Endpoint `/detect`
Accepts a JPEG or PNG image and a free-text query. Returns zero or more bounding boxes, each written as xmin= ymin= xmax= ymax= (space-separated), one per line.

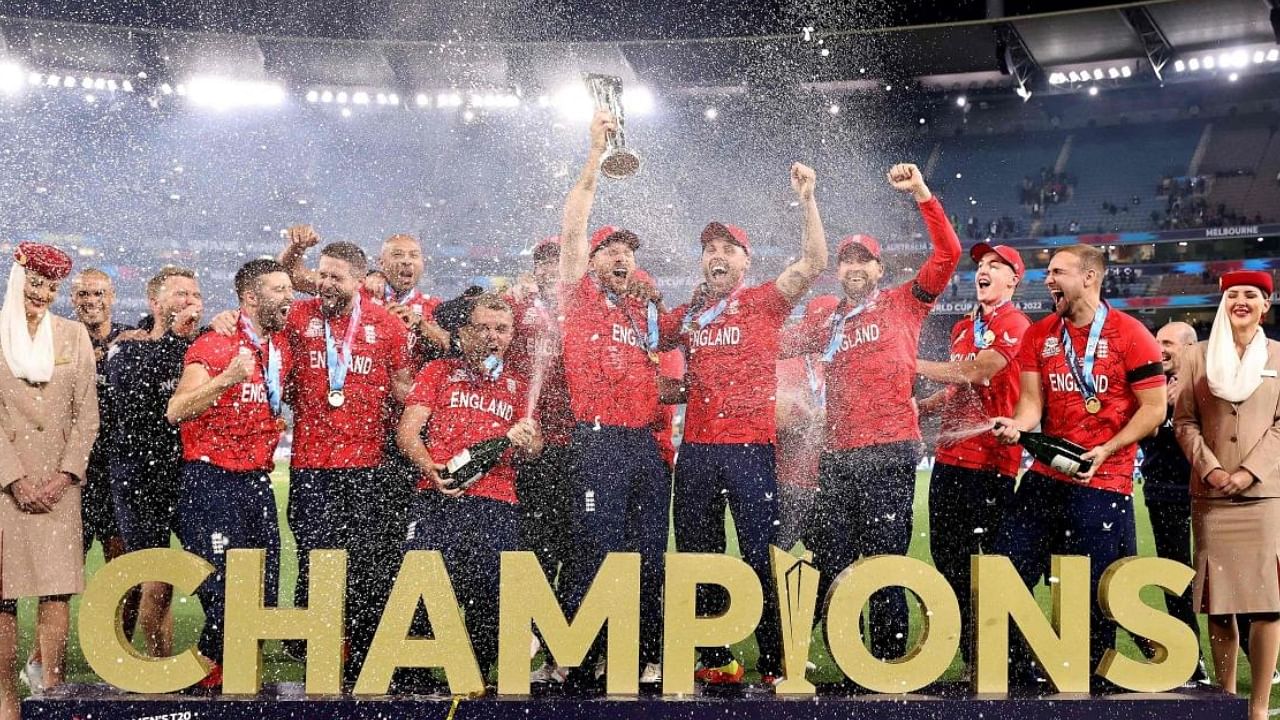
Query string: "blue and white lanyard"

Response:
xmin=239 ymin=314 xmax=283 ymax=415
xmin=1060 ymin=302 xmax=1109 ymax=404
xmin=821 ymin=291 xmax=879 ymax=363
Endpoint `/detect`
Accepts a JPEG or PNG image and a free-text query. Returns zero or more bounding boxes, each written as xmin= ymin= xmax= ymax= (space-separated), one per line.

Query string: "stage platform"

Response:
xmin=23 ymin=681 xmax=1246 ymax=719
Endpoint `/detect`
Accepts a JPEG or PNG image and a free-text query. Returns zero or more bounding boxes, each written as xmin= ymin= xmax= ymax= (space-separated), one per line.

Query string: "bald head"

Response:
xmin=379 ymin=234 xmax=425 ymax=297
xmin=1156 ymin=321 xmax=1197 ymax=375
xmin=71 ymin=267 xmax=115 ymax=329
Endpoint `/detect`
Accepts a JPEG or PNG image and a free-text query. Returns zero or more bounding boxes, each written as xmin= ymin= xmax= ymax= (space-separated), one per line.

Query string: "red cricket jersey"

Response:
xmin=654 ymin=349 xmax=685 ymax=467
xmin=775 ymin=356 xmax=824 ymax=489
xmin=405 ymin=358 xmax=530 ymax=504
xmin=935 ymin=302 xmax=1031 ymax=478
xmin=283 ymin=297 xmax=410 ymax=469
xmin=179 ymin=328 xmax=290 ymax=473
xmin=784 ymin=197 xmax=961 ymax=451
xmin=362 ymin=286 xmax=443 ymax=372
xmin=560 ymin=274 xmax=679 ymax=429
xmin=674 ymin=282 xmax=795 ymax=445
xmin=506 ymin=292 xmax=574 ymax=446
xmin=1016 ymin=305 xmax=1165 ymax=494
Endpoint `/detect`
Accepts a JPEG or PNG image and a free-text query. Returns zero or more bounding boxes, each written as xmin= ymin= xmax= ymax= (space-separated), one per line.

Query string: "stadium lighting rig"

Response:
xmin=1173 ymin=47 xmax=1279 ymax=74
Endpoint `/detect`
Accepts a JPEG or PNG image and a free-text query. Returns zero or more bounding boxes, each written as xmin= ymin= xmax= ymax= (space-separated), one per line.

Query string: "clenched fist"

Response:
xmin=790 ymin=162 xmax=817 ymax=201
xmin=887 ymin=163 xmax=932 ymax=203
xmin=285 ymin=224 xmax=320 ymax=251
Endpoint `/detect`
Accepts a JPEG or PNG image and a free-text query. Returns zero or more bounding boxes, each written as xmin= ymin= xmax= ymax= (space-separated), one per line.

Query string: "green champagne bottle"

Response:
xmin=440 ymin=437 xmax=512 ymax=490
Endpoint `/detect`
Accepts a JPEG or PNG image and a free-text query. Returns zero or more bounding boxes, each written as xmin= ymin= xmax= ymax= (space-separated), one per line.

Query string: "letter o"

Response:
xmin=823 ymin=555 xmax=961 ymax=693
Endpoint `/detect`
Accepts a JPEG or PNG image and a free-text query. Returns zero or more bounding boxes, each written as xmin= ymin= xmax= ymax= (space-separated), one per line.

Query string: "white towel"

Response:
xmin=1205 ymin=293 xmax=1268 ymax=403
xmin=0 ymin=263 xmax=55 ymax=383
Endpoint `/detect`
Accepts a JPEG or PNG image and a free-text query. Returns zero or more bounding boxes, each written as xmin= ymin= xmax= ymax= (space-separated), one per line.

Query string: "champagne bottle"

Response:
xmin=439 ymin=437 xmax=511 ymax=490
xmin=1015 ymin=430 xmax=1093 ymax=477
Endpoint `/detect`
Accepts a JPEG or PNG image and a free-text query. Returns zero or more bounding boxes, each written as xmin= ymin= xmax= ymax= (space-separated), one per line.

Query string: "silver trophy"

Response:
xmin=584 ymin=73 xmax=642 ymax=179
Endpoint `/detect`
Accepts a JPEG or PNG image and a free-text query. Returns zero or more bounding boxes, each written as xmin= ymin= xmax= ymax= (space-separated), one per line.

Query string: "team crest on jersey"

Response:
xmin=1042 ymin=336 xmax=1061 ymax=357
xmin=1096 ymin=339 xmax=1109 ymax=358
xmin=447 ymin=369 xmax=471 ymax=384
xmin=507 ymin=378 xmax=517 ymax=393
xmin=726 ymin=298 xmax=741 ymax=315
xmin=306 ymin=318 xmax=323 ymax=338
xmin=954 ymin=328 xmax=969 ymax=346
xmin=365 ymin=325 xmax=376 ymax=344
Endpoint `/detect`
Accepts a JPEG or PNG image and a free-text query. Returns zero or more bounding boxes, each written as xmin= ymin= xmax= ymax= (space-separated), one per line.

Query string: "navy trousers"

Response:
xmin=928 ymin=462 xmax=1016 ymax=666
xmin=673 ymin=442 xmax=782 ymax=675
xmin=808 ymin=441 xmax=920 ymax=660
xmin=176 ymin=461 xmax=280 ymax=664
xmin=561 ymin=423 xmax=671 ymax=667
xmin=994 ymin=470 xmax=1137 ymax=682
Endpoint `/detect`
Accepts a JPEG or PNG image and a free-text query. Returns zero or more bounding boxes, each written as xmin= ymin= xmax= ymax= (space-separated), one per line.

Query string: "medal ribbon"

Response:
xmin=681 ymin=282 xmax=744 ymax=333
xmin=385 ymin=285 xmax=424 ymax=307
xmin=821 ymin=290 xmax=879 ymax=363
xmin=482 ymin=354 xmax=504 ymax=381
xmin=323 ymin=293 xmax=363 ymax=398
xmin=239 ymin=314 xmax=283 ymax=415
xmin=972 ymin=300 xmax=1008 ymax=349
xmin=1059 ymin=301 xmax=1109 ymax=407
xmin=803 ymin=355 xmax=826 ymax=409
xmin=601 ymin=279 xmax=659 ymax=354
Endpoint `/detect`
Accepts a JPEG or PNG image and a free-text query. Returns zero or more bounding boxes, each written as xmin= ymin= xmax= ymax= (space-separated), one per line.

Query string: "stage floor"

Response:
xmin=23 ymin=681 xmax=1247 ymax=719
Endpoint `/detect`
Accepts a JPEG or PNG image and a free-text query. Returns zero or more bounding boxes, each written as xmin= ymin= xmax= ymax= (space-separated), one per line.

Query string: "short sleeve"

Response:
xmin=406 ymin=361 xmax=446 ymax=409
xmin=753 ymin=282 xmax=795 ymax=318
xmin=383 ymin=315 xmax=412 ymax=374
xmin=987 ymin=310 xmax=1032 ymax=364
xmin=560 ymin=275 xmax=596 ymax=315
xmin=1122 ymin=318 xmax=1167 ymax=390
xmin=183 ymin=332 xmax=230 ymax=373
xmin=1016 ymin=322 xmax=1045 ymax=373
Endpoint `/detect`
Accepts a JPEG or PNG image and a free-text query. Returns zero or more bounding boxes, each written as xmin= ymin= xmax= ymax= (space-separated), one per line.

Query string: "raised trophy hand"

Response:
xmin=589 ymin=110 xmax=617 ymax=152
xmin=790 ymin=162 xmax=816 ymax=200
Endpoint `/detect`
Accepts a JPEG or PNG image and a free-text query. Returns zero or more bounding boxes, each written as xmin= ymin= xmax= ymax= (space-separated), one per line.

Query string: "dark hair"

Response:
xmin=146 ymin=266 xmax=197 ymax=300
xmin=234 ymin=258 xmax=288 ymax=300
xmin=319 ymin=242 xmax=368 ymax=275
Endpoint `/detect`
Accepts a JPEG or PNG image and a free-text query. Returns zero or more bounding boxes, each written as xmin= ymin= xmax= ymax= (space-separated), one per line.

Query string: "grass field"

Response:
xmin=12 ymin=468 xmax=1277 ymax=701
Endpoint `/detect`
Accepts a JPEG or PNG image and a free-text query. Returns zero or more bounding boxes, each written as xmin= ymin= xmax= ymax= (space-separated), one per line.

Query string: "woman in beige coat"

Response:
xmin=0 ymin=243 xmax=98 ymax=720
xmin=1175 ymin=270 xmax=1280 ymax=720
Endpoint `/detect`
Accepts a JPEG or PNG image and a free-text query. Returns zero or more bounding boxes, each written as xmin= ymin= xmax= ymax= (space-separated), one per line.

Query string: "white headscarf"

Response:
xmin=0 ymin=262 xmax=55 ymax=383
xmin=1205 ymin=290 xmax=1268 ymax=403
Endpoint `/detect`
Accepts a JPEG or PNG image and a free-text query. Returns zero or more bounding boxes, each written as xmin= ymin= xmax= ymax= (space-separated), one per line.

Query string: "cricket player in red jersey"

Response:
xmin=915 ymin=243 xmax=1030 ymax=670
xmin=279 ymin=241 xmax=414 ymax=684
xmin=398 ymin=293 xmax=542 ymax=683
xmin=165 ymin=259 xmax=294 ymax=688
xmin=669 ymin=162 xmax=827 ymax=685
xmin=556 ymin=110 xmax=680 ymax=685
xmin=782 ymin=163 xmax=960 ymax=660
xmin=991 ymin=243 xmax=1166 ymax=688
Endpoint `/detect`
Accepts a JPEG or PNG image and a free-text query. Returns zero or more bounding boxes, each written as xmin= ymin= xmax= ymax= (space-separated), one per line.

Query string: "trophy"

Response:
xmin=583 ymin=73 xmax=642 ymax=179
xmin=770 ymin=546 xmax=820 ymax=695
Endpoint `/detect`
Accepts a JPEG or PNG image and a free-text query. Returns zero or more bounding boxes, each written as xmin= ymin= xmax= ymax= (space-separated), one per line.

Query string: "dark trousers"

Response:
xmin=928 ymin=462 xmax=1015 ymax=667
xmin=561 ymin=424 xmax=671 ymax=667
xmin=110 ymin=456 xmax=181 ymax=552
xmin=82 ymin=451 xmax=120 ymax=554
xmin=808 ymin=441 xmax=920 ymax=660
xmin=995 ymin=470 xmax=1137 ymax=681
xmin=404 ymin=493 xmax=519 ymax=673
xmin=176 ymin=461 xmax=280 ymax=664
xmin=289 ymin=466 xmax=406 ymax=682
xmin=514 ymin=443 xmax=579 ymax=597
xmin=673 ymin=442 xmax=782 ymax=675
xmin=1141 ymin=497 xmax=1205 ymax=667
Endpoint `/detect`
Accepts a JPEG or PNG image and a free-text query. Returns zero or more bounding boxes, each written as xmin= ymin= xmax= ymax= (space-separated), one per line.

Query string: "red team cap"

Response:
xmin=589 ymin=226 xmax=641 ymax=256
xmin=14 ymin=242 xmax=73 ymax=280
xmin=969 ymin=242 xmax=1026 ymax=277
xmin=836 ymin=234 xmax=882 ymax=262
xmin=532 ymin=236 xmax=561 ymax=261
xmin=700 ymin=222 xmax=751 ymax=255
xmin=1219 ymin=270 xmax=1274 ymax=296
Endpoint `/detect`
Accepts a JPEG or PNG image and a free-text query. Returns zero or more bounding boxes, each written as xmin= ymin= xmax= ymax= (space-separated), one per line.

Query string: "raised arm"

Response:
xmin=887 ymin=164 xmax=961 ymax=300
xmin=776 ymin=162 xmax=828 ymax=304
xmin=278 ymin=224 xmax=322 ymax=296
xmin=560 ymin=110 xmax=615 ymax=286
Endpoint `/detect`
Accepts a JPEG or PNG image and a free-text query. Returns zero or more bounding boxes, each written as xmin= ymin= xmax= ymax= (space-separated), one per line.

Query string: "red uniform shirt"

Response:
xmin=405 ymin=358 xmax=531 ymax=504
xmin=362 ymin=286 xmax=443 ymax=372
xmin=283 ymin=296 xmax=410 ymax=469
xmin=674 ymin=282 xmax=795 ymax=445
xmin=935 ymin=302 xmax=1031 ymax=477
xmin=507 ymin=292 xmax=574 ymax=447
xmin=179 ymin=328 xmax=290 ymax=473
xmin=654 ymin=349 xmax=685 ymax=467
xmin=560 ymin=274 xmax=679 ymax=429
xmin=775 ymin=356 xmax=825 ymax=489
xmin=1016 ymin=305 xmax=1165 ymax=494
xmin=785 ymin=197 xmax=961 ymax=450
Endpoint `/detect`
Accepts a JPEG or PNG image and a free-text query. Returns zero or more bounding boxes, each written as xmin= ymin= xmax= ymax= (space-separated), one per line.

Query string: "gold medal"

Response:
xmin=328 ymin=389 xmax=346 ymax=408
xmin=648 ymin=351 xmax=660 ymax=364
xmin=982 ymin=329 xmax=996 ymax=347
xmin=1084 ymin=396 xmax=1102 ymax=414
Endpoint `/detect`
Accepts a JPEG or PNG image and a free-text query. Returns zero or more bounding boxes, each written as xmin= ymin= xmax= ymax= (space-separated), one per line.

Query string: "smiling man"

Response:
xmin=669 ymin=162 xmax=827 ymax=686
xmin=915 ymin=242 xmax=1030 ymax=671
xmin=164 ymin=259 xmax=295 ymax=689
xmin=991 ymin=243 xmax=1166 ymax=688
xmin=782 ymin=163 xmax=960 ymax=662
